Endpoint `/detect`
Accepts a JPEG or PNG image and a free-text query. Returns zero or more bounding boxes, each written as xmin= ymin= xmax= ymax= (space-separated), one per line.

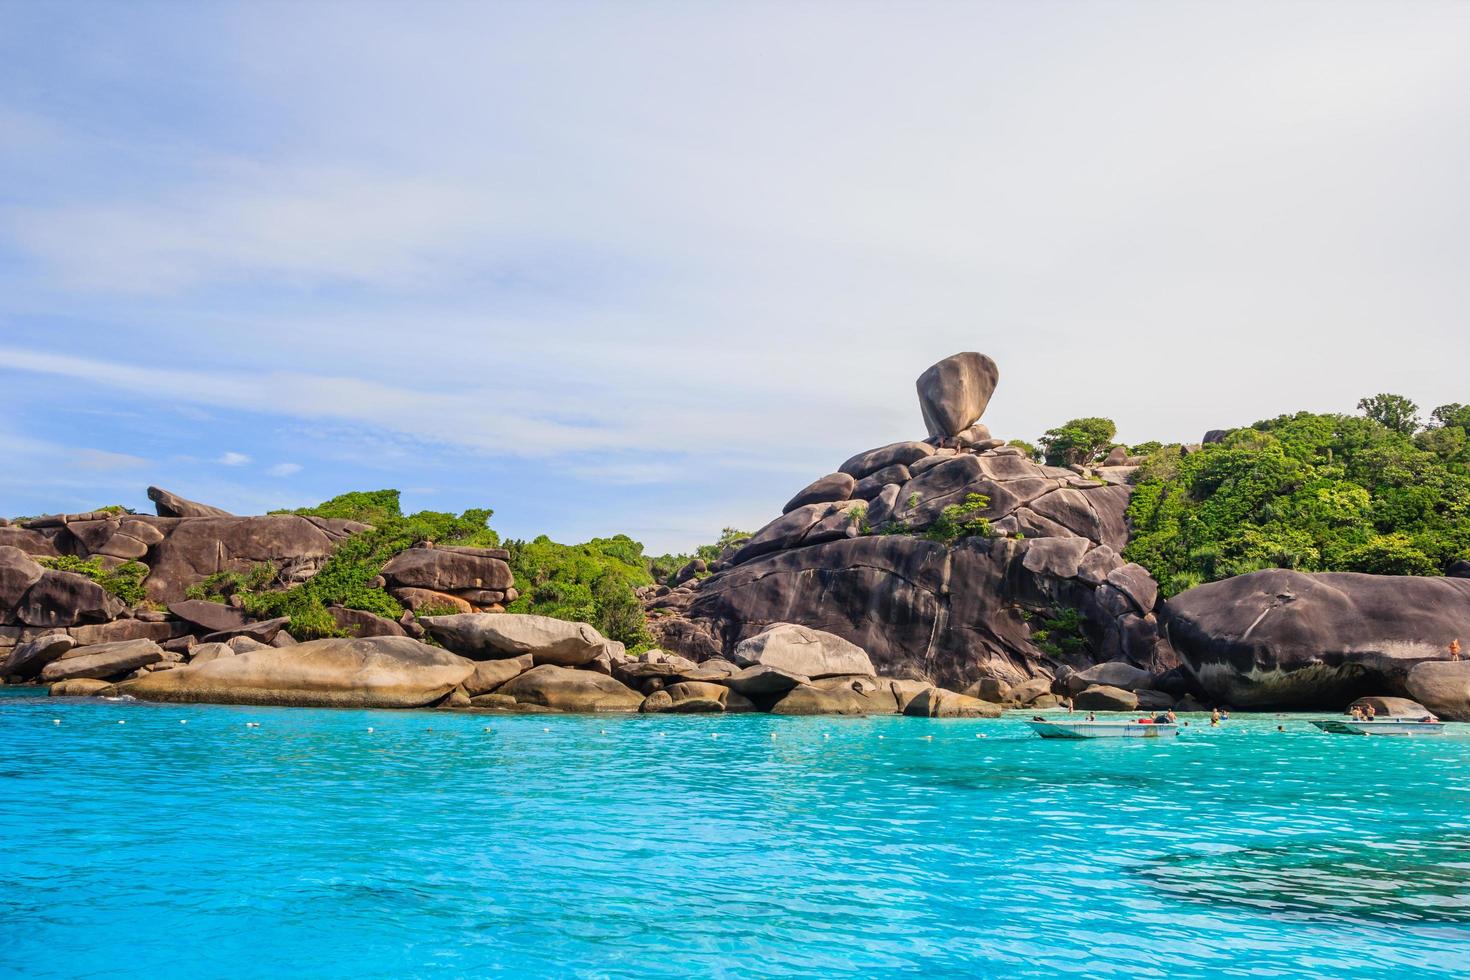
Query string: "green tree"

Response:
xmin=1430 ymin=403 xmax=1470 ymax=431
xmin=1038 ymin=418 xmax=1117 ymax=467
xmin=1357 ymin=393 xmax=1420 ymax=434
xmin=1126 ymin=409 xmax=1470 ymax=594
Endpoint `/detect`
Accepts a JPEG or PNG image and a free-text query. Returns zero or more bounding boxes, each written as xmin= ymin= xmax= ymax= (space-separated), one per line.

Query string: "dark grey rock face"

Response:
xmin=1162 ymin=568 xmax=1470 ymax=709
xmin=916 ymin=352 xmax=999 ymax=439
xmin=782 ymin=473 xmax=855 ymax=514
xmin=838 ymin=441 xmax=935 ymax=480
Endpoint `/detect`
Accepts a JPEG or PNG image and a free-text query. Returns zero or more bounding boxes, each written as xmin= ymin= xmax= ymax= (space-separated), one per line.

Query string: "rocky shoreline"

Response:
xmin=7 ymin=351 xmax=1470 ymax=721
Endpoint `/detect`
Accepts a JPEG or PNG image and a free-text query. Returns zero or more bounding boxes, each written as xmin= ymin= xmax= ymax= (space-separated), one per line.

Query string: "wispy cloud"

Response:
xmin=72 ymin=448 xmax=148 ymax=471
xmin=1 ymin=1 xmax=1468 ymax=550
xmin=267 ymin=462 xmax=301 ymax=477
xmin=217 ymin=451 xmax=251 ymax=466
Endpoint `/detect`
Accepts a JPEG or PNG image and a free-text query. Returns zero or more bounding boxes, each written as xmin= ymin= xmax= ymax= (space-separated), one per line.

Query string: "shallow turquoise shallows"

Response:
xmin=4 ymin=690 xmax=1470 ymax=979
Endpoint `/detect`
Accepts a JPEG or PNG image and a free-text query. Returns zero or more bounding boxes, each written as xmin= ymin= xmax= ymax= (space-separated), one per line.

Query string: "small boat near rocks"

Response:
xmin=1028 ymin=718 xmax=1178 ymax=739
xmin=1310 ymin=717 xmax=1444 ymax=737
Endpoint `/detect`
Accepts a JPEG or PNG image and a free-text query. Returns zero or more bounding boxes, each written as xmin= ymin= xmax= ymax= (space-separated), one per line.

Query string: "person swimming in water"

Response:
xmin=1210 ymin=708 xmax=1220 ymax=726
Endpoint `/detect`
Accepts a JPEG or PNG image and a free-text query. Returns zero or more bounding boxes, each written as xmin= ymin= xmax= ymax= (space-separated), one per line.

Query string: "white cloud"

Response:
xmin=217 ymin=451 xmax=251 ymax=466
xmin=267 ymin=462 xmax=302 ymax=477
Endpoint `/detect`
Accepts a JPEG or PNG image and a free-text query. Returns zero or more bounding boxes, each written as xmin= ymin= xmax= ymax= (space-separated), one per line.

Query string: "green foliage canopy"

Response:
xmin=504 ymin=534 xmax=654 ymax=649
xmin=1126 ymin=409 xmax=1470 ymax=595
xmin=1039 ymin=418 xmax=1117 ymax=467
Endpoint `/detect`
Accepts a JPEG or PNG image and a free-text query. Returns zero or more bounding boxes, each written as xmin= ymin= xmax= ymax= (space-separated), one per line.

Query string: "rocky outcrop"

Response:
xmin=1162 ymin=569 xmax=1470 ymax=709
xmin=118 ymin=636 xmax=476 ymax=708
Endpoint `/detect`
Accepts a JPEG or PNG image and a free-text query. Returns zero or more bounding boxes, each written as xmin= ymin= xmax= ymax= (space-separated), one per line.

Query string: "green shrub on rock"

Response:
xmin=505 ymin=535 xmax=653 ymax=649
xmin=36 ymin=555 xmax=148 ymax=606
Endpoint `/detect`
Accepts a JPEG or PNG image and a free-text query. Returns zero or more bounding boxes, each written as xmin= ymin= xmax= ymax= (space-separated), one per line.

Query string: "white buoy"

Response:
xmin=118 ymin=720 xmax=126 ymax=725
xmin=924 ymin=734 xmax=933 ymax=741
xmin=770 ymin=732 xmax=777 ymax=739
xmin=52 ymin=719 xmax=60 ymax=725
xmin=975 ymin=733 xmax=985 ymax=738
xmin=543 ymin=727 xmax=550 ymax=733
xmin=366 ymin=727 xmax=374 ymax=733
xmin=600 ymin=729 xmax=607 ymax=735
xmin=483 ymin=727 xmax=491 ymax=732
xmin=180 ymin=720 xmax=187 ymax=725
xmin=823 ymin=733 xmax=830 ymax=739
xmin=711 ymin=732 xmax=719 ymax=739
xmin=878 ymin=734 xmax=885 ymax=739
xmin=658 ymin=732 xmax=666 ymax=738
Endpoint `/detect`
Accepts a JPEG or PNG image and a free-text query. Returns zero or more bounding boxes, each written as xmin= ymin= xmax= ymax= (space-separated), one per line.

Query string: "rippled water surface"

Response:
xmin=4 ymin=689 xmax=1470 ymax=978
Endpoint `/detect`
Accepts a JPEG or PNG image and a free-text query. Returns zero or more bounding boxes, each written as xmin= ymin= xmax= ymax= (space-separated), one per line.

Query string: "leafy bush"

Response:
xmin=185 ymin=563 xmax=277 ymax=601
xmin=505 ymin=535 xmax=654 ymax=649
xmin=36 ymin=556 xmax=149 ymax=606
xmin=923 ymin=493 xmax=993 ymax=544
xmin=1032 ymin=607 xmax=1087 ymax=657
xmin=1126 ymin=405 xmax=1470 ymax=595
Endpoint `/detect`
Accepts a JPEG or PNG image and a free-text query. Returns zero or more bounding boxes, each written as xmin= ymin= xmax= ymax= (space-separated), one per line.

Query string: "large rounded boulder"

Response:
xmin=421 ymin=613 xmax=608 ymax=666
xmin=117 ymin=635 xmax=475 ymax=709
xmin=731 ymin=623 xmax=874 ymax=679
xmin=916 ymin=352 xmax=999 ymax=439
xmin=1406 ymin=661 xmax=1470 ymax=722
xmin=1162 ymin=569 xmax=1470 ymax=709
xmin=496 ymin=664 xmax=643 ymax=712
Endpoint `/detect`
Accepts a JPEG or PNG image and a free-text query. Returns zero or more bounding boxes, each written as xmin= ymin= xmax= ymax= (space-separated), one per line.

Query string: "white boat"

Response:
xmin=1027 ymin=719 xmax=1178 ymax=739
xmin=1311 ymin=717 xmax=1444 ymax=737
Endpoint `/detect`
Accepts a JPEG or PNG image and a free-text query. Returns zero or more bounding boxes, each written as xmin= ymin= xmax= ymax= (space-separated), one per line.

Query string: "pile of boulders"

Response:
xmin=0 ymin=488 xmax=369 ymax=604
xmin=378 ymin=543 xmax=517 ymax=614
xmin=644 ymin=351 xmax=1179 ymax=701
xmin=1 ymin=486 xmax=526 ymax=687
xmin=53 ymin=616 xmax=1032 ymax=716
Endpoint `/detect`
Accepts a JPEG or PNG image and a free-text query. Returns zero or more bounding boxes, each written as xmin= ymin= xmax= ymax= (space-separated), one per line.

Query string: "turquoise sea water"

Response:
xmin=3 ymin=688 xmax=1469 ymax=979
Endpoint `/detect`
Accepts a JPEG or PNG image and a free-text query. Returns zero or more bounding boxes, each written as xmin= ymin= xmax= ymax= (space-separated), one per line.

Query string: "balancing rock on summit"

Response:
xmin=147 ymin=486 xmax=233 ymax=518
xmin=916 ymin=352 xmax=999 ymax=439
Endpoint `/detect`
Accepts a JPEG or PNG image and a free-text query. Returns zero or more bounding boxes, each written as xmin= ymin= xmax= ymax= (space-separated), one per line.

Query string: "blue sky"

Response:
xmin=2 ymin=1 xmax=1468 ymax=551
